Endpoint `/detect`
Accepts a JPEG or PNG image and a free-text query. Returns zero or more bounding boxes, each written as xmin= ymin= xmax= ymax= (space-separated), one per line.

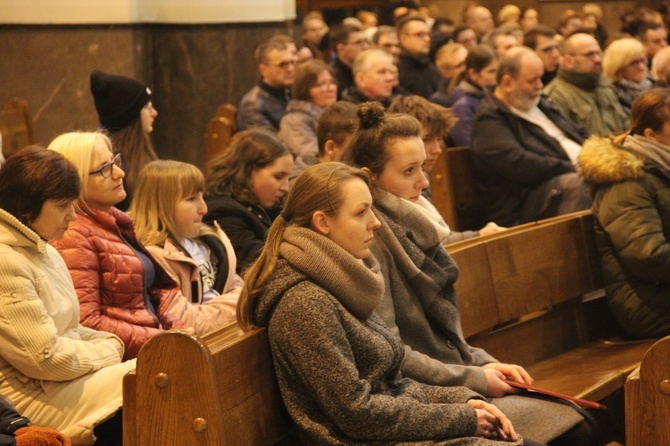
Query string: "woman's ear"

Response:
xmin=644 ymin=128 xmax=657 ymax=140
xmin=311 ymin=211 xmax=331 ymax=235
xmin=361 ymin=166 xmax=378 ymax=183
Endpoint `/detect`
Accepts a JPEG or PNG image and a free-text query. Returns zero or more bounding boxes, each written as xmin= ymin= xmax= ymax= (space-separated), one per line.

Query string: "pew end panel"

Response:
xmin=124 ymin=323 xmax=293 ymax=446
xmin=625 ymin=335 xmax=670 ymax=446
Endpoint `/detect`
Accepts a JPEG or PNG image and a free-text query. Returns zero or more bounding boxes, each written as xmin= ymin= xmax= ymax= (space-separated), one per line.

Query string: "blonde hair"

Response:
xmin=130 ymin=160 xmax=206 ymax=247
xmin=237 ymin=162 xmax=371 ymax=331
xmin=603 ymin=38 xmax=647 ymax=81
xmin=47 ymin=131 xmax=113 ymax=214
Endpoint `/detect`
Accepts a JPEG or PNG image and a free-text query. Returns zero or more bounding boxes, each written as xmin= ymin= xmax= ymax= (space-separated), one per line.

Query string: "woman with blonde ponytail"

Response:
xmin=237 ymin=162 xmax=522 ymax=445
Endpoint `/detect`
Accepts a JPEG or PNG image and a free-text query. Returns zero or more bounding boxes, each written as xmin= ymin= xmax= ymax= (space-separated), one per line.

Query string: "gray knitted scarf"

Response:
xmin=624 ymin=134 xmax=670 ymax=173
xmin=280 ymin=226 xmax=385 ymax=319
xmin=372 ymin=190 xmax=473 ymax=363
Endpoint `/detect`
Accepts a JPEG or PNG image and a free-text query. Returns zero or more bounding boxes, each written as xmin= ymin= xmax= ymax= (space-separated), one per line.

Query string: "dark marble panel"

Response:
xmin=147 ymin=22 xmax=289 ymax=166
xmin=0 ymin=22 xmax=290 ymax=168
xmin=0 ymin=25 xmax=144 ymax=147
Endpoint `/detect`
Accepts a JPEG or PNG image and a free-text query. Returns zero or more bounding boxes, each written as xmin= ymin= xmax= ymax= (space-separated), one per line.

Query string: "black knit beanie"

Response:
xmin=90 ymin=69 xmax=152 ymax=132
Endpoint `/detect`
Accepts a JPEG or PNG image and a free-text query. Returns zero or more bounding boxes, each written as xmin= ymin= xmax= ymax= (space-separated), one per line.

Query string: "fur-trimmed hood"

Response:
xmin=579 ymin=135 xmax=645 ymax=185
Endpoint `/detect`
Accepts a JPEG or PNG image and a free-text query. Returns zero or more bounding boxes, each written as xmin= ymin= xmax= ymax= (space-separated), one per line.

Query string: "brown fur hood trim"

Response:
xmin=579 ymin=135 xmax=644 ymax=185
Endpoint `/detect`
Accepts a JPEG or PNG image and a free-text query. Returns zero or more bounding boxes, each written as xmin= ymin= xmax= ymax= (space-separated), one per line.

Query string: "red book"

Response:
xmin=504 ymin=380 xmax=607 ymax=410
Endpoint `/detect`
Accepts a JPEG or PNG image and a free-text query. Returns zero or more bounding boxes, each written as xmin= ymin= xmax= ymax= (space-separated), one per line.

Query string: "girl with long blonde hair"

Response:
xmin=131 ymin=160 xmax=241 ymax=335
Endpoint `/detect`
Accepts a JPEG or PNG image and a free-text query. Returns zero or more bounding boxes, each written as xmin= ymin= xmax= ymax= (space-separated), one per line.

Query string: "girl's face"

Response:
xmin=141 ymin=101 xmax=158 ymax=134
xmin=85 ymin=141 xmax=126 ymax=212
xmin=420 ymin=127 xmax=442 ymax=173
xmin=251 ymin=153 xmax=294 ymax=208
xmin=319 ymin=178 xmax=381 ymax=259
xmin=30 ymin=198 xmax=77 ymax=241
xmin=173 ymin=191 xmax=208 ymax=242
xmin=372 ymin=136 xmax=429 ymax=202
xmin=309 ymin=70 xmax=338 ymax=109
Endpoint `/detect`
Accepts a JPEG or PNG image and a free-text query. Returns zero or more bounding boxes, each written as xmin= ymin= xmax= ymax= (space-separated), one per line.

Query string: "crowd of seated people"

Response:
xmin=4 ymin=2 xmax=670 ymax=444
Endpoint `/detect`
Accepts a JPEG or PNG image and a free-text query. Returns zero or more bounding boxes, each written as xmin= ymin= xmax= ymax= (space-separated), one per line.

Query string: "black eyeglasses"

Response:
xmin=89 ymin=153 xmax=122 ymax=178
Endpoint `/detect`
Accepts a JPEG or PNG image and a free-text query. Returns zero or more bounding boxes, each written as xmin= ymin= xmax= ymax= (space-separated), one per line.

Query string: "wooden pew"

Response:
xmin=447 ymin=211 xmax=656 ymax=404
xmin=625 ymin=335 xmax=670 ymax=446
xmin=204 ymin=104 xmax=238 ymax=163
xmin=124 ymin=211 xmax=653 ymax=444
xmin=429 ymin=146 xmax=487 ymax=232
xmin=123 ymin=322 xmax=295 ymax=446
xmin=0 ymin=98 xmax=34 ymax=159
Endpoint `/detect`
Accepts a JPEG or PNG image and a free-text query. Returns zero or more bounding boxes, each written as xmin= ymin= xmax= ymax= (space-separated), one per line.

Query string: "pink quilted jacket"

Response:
xmin=51 ymin=207 xmax=187 ymax=360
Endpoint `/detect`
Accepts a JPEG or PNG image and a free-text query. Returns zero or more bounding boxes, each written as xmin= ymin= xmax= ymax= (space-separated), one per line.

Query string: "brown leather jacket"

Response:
xmin=52 ymin=207 xmax=187 ymax=360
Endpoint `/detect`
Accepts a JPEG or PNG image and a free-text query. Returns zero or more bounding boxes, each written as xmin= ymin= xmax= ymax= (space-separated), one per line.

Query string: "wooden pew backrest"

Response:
xmin=0 ymin=98 xmax=34 ymax=159
xmin=429 ymin=146 xmax=487 ymax=232
xmin=447 ymin=211 xmax=655 ymax=403
xmin=204 ymin=104 xmax=238 ymax=163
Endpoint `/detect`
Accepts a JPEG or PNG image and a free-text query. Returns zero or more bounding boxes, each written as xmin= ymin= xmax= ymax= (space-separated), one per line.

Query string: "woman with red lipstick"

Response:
xmin=90 ymin=69 xmax=159 ymax=211
xmin=341 ymin=103 xmax=597 ymax=445
xmin=237 ymin=162 xmax=526 ymax=445
xmin=204 ymin=130 xmax=293 ymax=273
xmin=48 ymin=132 xmax=188 ymax=361
xmin=130 ymin=160 xmax=242 ymax=335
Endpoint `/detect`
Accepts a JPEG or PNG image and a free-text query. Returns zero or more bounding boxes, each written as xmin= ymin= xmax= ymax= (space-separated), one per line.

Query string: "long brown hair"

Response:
xmin=108 ymin=117 xmax=159 ymax=202
xmin=237 ymin=162 xmax=371 ymax=331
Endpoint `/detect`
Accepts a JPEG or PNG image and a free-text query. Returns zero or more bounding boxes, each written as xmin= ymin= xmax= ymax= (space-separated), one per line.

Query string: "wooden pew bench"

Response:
xmin=123 ymin=322 xmax=295 ymax=446
xmin=123 ymin=211 xmax=654 ymax=444
xmin=446 ymin=211 xmax=656 ymax=405
xmin=625 ymin=335 xmax=670 ymax=445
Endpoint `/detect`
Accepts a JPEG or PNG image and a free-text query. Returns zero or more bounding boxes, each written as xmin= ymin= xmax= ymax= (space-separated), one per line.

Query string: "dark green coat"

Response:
xmin=580 ymin=136 xmax=670 ymax=338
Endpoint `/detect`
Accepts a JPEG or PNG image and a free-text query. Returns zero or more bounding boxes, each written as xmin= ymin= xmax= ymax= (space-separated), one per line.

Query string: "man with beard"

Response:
xmin=544 ymin=33 xmax=629 ymax=135
xmin=471 ymin=47 xmax=591 ymax=226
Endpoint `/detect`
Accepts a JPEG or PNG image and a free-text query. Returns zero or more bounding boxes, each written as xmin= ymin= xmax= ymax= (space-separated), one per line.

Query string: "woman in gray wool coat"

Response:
xmin=237 ymin=162 xmax=540 ymax=445
xmin=341 ymin=102 xmax=598 ymax=446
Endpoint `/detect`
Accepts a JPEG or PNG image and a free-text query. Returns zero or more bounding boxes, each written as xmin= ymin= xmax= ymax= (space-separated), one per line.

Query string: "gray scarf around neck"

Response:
xmin=280 ymin=226 xmax=384 ymax=320
xmin=624 ymin=134 xmax=670 ymax=173
xmin=372 ymin=190 xmax=473 ymax=363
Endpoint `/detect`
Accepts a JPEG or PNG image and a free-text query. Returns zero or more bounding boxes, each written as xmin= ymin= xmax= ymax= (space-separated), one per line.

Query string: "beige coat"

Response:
xmin=0 ymin=209 xmax=136 ymax=446
xmin=146 ymin=224 xmax=242 ymax=335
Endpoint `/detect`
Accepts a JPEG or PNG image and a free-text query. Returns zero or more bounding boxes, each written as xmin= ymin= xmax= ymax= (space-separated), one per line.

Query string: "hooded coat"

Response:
xmin=145 ymin=226 xmax=242 ymax=335
xmin=0 ymin=209 xmax=136 ymax=445
xmin=580 ymin=136 xmax=670 ymax=338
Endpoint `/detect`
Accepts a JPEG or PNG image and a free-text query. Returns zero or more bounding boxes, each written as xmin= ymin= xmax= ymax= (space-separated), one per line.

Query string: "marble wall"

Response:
xmin=0 ymin=22 xmax=290 ymax=167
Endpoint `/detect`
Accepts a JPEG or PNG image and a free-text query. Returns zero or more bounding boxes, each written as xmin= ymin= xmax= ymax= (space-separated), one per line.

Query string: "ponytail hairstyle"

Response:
xmin=130 ymin=159 xmax=208 ymax=247
xmin=237 ymin=161 xmax=371 ymax=331
xmin=340 ymin=101 xmax=421 ymax=176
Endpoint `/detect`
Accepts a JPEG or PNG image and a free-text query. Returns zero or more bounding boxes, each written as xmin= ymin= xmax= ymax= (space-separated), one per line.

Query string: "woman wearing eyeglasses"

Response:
xmin=602 ymin=38 xmax=653 ymax=114
xmin=278 ymin=59 xmax=337 ymax=175
xmin=49 ymin=132 xmax=189 ymax=361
